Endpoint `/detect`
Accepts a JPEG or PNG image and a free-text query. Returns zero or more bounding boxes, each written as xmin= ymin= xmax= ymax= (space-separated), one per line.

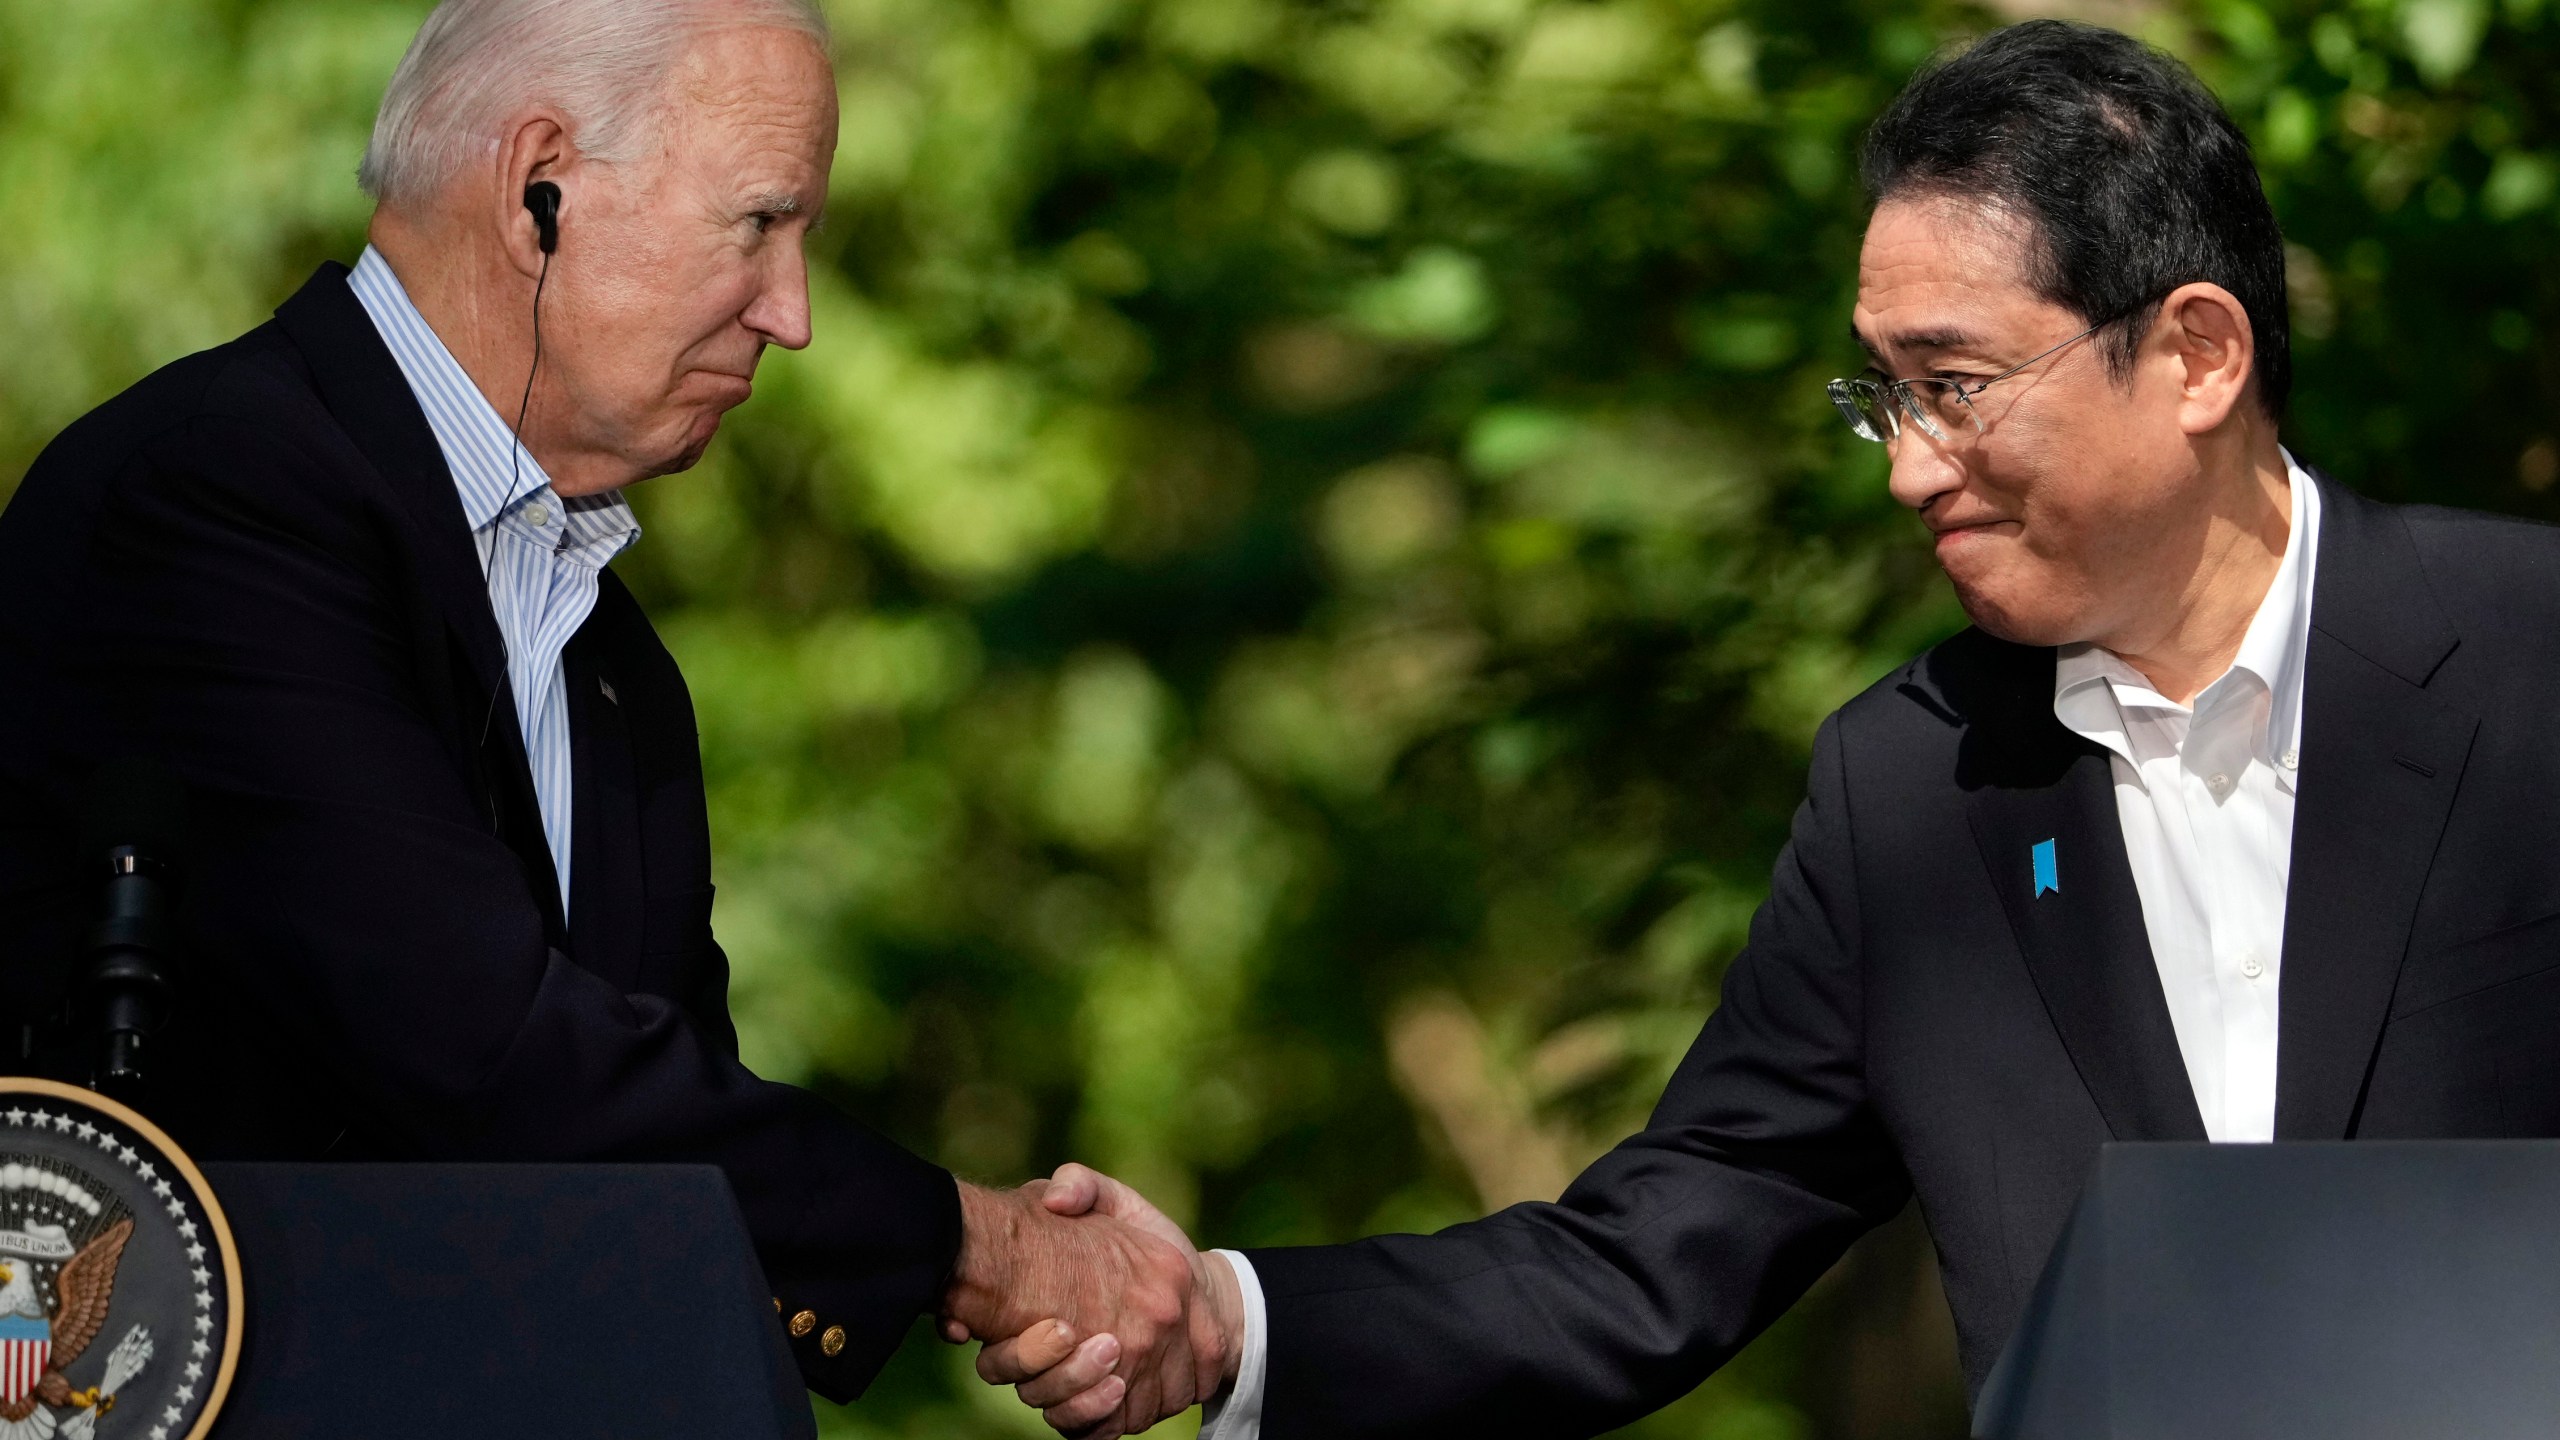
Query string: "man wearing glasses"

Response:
xmin=984 ymin=18 xmax=2560 ymax=1440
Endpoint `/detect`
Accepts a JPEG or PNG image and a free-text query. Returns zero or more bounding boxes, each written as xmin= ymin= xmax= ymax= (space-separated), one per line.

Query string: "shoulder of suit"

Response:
xmin=2387 ymin=495 xmax=2560 ymax=559
xmin=28 ymin=319 xmax=330 ymax=488
xmin=2375 ymin=494 xmax=2560 ymax=635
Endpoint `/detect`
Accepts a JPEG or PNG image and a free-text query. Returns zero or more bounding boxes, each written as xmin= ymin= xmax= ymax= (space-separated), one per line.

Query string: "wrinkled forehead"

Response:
xmin=651 ymin=24 xmax=837 ymax=164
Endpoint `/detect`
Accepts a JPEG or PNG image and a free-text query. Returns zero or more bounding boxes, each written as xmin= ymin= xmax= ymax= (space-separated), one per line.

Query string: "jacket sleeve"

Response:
xmin=1244 ymin=710 xmax=1907 ymax=1439
xmin=62 ymin=414 xmax=957 ymax=1400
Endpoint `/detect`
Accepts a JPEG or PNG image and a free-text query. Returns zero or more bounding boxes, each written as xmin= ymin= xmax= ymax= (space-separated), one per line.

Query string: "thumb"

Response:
xmin=1053 ymin=1164 xmax=1192 ymax=1254
xmin=977 ymin=1318 xmax=1082 ymax=1386
xmin=1041 ymin=1162 xmax=1105 ymax=1217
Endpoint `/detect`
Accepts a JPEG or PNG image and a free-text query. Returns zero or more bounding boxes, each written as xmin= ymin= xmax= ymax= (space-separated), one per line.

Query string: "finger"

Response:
xmin=1117 ymin=1336 xmax=1176 ymax=1440
xmin=1017 ymin=1333 xmax=1120 ymax=1409
xmin=1042 ymin=1163 xmax=1103 ymax=1216
xmin=978 ymin=1319 xmax=1079 ymax=1386
xmin=1060 ymin=1413 xmax=1123 ymax=1440
xmin=939 ymin=1317 xmax=970 ymax=1345
xmin=1044 ymin=1374 xmax=1126 ymax=1435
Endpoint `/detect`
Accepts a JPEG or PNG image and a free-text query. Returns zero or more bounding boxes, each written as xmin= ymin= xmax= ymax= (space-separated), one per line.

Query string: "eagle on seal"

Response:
xmin=0 ymin=1218 xmax=133 ymax=1422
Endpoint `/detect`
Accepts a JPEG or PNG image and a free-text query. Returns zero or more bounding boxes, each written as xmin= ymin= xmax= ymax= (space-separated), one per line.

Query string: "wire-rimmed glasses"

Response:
xmin=1827 ymin=318 xmax=2108 ymax=445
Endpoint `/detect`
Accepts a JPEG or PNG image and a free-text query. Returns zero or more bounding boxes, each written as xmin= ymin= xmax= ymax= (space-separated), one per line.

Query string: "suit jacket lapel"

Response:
xmin=565 ymin=630 xmax=644 ymax=986
xmin=1935 ymin=641 xmax=2207 ymax=1142
xmin=272 ymin=263 xmax=567 ymax=944
xmin=2275 ymin=479 xmax=2475 ymax=1138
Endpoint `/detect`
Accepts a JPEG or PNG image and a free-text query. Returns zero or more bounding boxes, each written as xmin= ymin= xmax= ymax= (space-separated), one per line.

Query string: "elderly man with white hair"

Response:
xmin=0 ymin=0 xmax=1228 ymax=1425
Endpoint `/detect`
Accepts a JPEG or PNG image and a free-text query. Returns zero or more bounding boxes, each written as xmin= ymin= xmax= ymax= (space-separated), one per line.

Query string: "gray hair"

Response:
xmin=358 ymin=0 xmax=829 ymax=208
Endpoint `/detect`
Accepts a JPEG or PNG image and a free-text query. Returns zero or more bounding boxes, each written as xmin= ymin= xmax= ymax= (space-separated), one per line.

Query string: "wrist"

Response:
xmin=1200 ymin=1250 xmax=1246 ymax=1386
xmin=947 ymin=1180 xmax=1027 ymax=1327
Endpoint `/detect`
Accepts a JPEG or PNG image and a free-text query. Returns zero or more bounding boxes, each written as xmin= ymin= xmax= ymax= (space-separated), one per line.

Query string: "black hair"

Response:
xmin=1861 ymin=20 xmax=2290 ymax=417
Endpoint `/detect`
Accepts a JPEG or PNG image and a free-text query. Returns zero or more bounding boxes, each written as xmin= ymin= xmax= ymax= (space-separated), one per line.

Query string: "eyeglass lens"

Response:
xmin=1826 ymin=378 xmax=1979 ymax=445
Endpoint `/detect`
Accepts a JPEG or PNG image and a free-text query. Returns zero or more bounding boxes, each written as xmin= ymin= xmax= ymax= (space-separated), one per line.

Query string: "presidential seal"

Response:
xmin=0 ymin=1080 xmax=238 ymax=1440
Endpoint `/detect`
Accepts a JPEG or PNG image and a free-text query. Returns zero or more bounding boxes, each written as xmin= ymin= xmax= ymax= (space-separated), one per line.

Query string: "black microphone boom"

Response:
xmin=78 ymin=759 xmax=187 ymax=1101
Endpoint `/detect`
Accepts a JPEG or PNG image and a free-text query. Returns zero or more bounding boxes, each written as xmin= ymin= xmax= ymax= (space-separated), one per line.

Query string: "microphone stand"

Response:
xmin=82 ymin=841 xmax=174 ymax=1103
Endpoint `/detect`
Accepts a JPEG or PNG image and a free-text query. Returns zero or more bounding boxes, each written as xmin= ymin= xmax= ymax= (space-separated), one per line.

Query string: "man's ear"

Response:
xmin=2155 ymin=281 xmax=2256 ymax=436
xmin=492 ymin=112 xmax=573 ymax=279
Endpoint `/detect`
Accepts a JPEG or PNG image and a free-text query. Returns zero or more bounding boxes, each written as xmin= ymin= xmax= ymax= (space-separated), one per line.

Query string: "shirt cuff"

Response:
xmin=1197 ymin=1249 xmax=1267 ymax=1440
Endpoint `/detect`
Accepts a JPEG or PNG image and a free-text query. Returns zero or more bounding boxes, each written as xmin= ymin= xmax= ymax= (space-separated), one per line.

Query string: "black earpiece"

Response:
xmin=524 ymin=180 xmax=561 ymax=255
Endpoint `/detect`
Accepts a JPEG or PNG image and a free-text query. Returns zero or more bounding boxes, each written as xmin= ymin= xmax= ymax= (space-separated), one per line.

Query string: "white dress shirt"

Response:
xmin=1201 ymin=458 xmax=2321 ymax=1435
xmin=346 ymin=246 xmax=641 ymax=919
xmin=2052 ymin=455 xmax=2318 ymax=1142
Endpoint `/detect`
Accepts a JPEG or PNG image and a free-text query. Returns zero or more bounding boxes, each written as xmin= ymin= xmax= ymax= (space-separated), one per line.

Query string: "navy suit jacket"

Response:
xmin=1245 ymin=475 xmax=2560 ymax=1437
xmin=0 ymin=264 xmax=959 ymax=1399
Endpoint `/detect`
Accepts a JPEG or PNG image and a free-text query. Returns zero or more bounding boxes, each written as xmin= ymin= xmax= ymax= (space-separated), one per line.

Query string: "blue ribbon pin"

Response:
xmin=2031 ymin=839 xmax=2059 ymax=898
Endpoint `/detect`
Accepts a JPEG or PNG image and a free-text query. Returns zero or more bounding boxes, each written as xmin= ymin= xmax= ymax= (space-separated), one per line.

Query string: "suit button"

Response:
xmin=790 ymin=1309 xmax=817 ymax=1337
xmin=821 ymin=1325 xmax=846 ymax=1357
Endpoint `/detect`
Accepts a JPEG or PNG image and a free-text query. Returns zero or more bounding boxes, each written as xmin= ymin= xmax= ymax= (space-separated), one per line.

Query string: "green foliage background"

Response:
xmin=5 ymin=0 xmax=2557 ymax=1434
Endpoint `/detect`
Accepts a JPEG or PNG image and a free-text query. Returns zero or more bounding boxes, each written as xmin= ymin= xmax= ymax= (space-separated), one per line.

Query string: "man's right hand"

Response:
xmin=969 ymin=1165 xmax=1246 ymax=1438
xmin=940 ymin=1179 xmax=1215 ymax=1436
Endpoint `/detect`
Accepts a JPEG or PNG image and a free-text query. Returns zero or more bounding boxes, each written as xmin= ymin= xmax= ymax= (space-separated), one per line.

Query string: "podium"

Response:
xmin=1974 ymin=1142 xmax=2560 ymax=1440
xmin=200 ymin=1163 xmax=815 ymax=1439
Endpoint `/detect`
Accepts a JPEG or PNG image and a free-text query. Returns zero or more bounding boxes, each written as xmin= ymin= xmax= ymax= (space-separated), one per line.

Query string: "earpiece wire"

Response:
xmin=478 ymin=243 xmax=552 ymax=773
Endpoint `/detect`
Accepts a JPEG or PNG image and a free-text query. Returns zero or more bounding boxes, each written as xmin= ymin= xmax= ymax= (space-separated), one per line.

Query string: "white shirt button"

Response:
xmin=2207 ymin=772 xmax=2232 ymax=795
xmin=2240 ymin=952 xmax=2265 ymax=979
xmin=2280 ymin=748 xmax=2299 ymax=770
xmin=523 ymin=502 xmax=551 ymax=528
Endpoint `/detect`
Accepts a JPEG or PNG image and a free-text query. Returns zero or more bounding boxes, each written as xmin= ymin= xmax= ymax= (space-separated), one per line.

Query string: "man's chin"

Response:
xmin=1946 ymin=576 xmax=2082 ymax=649
xmin=640 ymin=416 xmax=727 ymax=479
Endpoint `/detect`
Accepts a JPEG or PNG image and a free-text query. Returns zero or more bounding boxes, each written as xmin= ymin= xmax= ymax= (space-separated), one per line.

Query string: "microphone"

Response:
xmin=77 ymin=760 xmax=188 ymax=1101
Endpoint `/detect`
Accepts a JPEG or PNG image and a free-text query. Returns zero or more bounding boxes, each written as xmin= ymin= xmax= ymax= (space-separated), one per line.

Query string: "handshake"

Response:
xmin=942 ymin=1164 xmax=1245 ymax=1438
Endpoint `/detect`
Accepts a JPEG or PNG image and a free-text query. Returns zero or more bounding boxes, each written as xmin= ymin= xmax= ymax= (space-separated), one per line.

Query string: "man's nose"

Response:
xmin=742 ymin=248 xmax=814 ymax=351
xmin=1885 ymin=432 xmax=1968 ymax=515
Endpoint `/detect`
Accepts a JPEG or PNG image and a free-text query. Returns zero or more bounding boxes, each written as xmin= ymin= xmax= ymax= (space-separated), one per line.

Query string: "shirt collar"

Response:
xmin=2235 ymin=451 xmax=2319 ymax=767
xmin=344 ymin=246 xmax=639 ymax=561
xmin=2053 ymin=451 xmax=2321 ymax=768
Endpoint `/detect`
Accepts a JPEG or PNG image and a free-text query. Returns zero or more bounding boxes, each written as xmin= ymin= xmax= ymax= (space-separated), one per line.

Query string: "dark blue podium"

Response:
xmin=201 ymin=1163 xmax=815 ymax=1439
xmin=1975 ymin=1141 xmax=2560 ymax=1440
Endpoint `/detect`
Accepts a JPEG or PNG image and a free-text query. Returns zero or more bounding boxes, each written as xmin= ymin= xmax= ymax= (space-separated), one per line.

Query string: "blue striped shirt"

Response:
xmin=347 ymin=246 xmax=640 ymax=920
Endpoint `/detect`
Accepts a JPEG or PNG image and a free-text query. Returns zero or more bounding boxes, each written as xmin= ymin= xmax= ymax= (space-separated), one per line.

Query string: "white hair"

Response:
xmin=358 ymin=0 xmax=829 ymax=209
